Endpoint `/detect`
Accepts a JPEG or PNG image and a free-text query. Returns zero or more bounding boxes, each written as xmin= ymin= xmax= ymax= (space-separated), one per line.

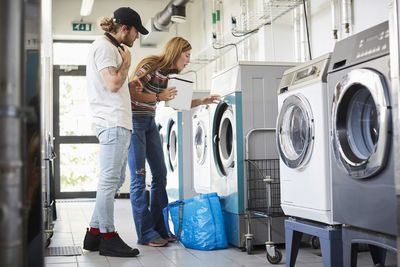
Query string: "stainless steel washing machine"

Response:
xmin=327 ymin=21 xmax=396 ymax=236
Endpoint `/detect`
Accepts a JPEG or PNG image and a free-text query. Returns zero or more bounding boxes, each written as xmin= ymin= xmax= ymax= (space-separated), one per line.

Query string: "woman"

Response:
xmin=128 ymin=37 xmax=220 ymax=247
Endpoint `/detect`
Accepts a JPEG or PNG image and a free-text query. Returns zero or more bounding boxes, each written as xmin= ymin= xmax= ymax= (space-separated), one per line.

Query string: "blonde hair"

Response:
xmin=134 ymin=37 xmax=191 ymax=79
xmin=99 ymin=17 xmax=131 ymax=33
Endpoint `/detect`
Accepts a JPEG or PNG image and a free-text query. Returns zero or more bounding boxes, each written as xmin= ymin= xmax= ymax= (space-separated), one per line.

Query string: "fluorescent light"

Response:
xmin=80 ymin=0 xmax=94 ymax=16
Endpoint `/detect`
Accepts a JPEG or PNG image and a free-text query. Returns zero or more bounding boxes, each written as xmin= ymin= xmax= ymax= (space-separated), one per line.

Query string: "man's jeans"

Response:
xmin=128 ymin=116 xmax=168 ymax=244
xmin=90 ymin=125 xmax=131 ymax=233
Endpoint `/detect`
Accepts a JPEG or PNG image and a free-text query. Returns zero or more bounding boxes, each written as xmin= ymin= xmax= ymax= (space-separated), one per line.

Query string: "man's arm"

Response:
xmin=100 ymin=46 xmax=131 ymax=92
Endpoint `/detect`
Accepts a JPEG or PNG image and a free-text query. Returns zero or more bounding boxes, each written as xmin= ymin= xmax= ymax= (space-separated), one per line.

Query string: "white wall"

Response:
xmin=309 ymin=0 xmax=391 ymax=58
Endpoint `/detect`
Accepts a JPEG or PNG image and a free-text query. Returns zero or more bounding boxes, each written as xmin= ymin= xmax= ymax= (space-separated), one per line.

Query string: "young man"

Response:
xmin=83 ymin=7 xmax=148 ymax=257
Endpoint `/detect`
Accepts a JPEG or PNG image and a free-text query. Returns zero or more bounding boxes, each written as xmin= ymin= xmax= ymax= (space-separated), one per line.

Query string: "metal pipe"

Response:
xmin=331 ymin=0 xmax=339 ymax=39
xmin=0 ymin=0 xmax=25 ymax=266
xmin=293 ymin=7 xmax=301 ymax=62
xmin=299 ymin=5 xmax=308 ymax=62
xmin=341 ymin=0 xmax=352 ymax=34
xmin=153 ymin=0 xmax=190 ymax=31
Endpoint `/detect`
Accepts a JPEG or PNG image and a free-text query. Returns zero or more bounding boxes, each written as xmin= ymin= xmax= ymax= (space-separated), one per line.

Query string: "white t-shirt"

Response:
xmin=86 ymin=37 xmax=132 ymax=130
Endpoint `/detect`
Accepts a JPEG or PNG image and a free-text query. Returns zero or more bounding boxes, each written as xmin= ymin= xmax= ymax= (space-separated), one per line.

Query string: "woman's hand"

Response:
xmin=129 ymin=79 xmax=144 ymax=94
xmin=159 ymin=86 xmax=178 ymax=101
xmin=201 ymin=94 xmax=221 ymax=105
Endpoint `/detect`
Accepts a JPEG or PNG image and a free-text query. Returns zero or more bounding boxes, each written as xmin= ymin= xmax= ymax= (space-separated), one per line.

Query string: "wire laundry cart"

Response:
xmin=244 ymin=129 xmax=284 ymax=264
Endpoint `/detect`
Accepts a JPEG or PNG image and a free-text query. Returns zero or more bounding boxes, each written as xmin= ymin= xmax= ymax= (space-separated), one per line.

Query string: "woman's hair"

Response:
xmin=99 ymin=17 xmax=131 ymax=33
xmin=134 ymin=37 xmax=191 ymax=79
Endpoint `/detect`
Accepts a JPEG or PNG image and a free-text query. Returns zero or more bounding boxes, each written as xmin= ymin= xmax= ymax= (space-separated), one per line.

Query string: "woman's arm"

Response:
xmin=130 ymin=85 xmax=178 ymax=103
xmin=191 ymin=94 xmax=221 ymax=108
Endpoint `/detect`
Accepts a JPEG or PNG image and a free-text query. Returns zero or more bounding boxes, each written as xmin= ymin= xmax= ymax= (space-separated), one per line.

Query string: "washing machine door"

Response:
xmin=277 ymin=94 xmax=314 ymax=169
xmin=332 ymin=68 xmax=391 ymax=178
xmin=193 ymin=120 xmax=208 ymax=165
xmin=212 ymin=101 xmax=234 ymax=176
xmin=167 ymin=119 xmax=178 ymax=171
xmin=218 ymin=107 xmax=234 ymax=171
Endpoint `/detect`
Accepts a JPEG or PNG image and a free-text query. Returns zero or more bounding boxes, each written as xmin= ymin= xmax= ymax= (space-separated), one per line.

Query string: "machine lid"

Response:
xmin=193 ymin=120 xmax=208 ymax=165
xmin=332 ymin=68 xmax=391 ymax=178
xmin=167 ymin=119 xmax=178 ymax=171
xmin=277 ymin=94 xmax=314 ymax=169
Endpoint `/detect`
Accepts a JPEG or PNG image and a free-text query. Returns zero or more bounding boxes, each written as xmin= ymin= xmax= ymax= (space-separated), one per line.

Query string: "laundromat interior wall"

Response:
xmin=51 ymin=0 xmax=391 ymax=194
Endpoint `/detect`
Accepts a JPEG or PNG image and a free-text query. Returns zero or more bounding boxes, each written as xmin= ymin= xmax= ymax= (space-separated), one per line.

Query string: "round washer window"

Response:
xmin=332 ymin=68 xmax=391 ymax=178
xmin=194 ymin=121 xmax=207 ymax=165
xmin=277 ymin=94 xmax=314 ymax=169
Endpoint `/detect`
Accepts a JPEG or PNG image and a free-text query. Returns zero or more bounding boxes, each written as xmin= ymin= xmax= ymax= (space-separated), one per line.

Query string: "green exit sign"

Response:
xmin=72 ymin=23 xmax=92 ymax=31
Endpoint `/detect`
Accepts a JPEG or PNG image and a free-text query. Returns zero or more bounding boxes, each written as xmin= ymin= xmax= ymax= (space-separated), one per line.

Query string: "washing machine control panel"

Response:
xmin=329 ymin=21 xmax=389 ymax=73
xmin=356 ymin=27 xmax=389 ymax=60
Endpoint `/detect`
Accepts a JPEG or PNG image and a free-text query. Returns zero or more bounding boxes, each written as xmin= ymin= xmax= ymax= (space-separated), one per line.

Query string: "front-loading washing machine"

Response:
xmin=327 ymin=21 xmax=396 ymax=236
xmin=210 ymin=62 xmax=294 ymax=247
xmin=277 ymin=53 xmax=338 ymax=225
xmin=192 ymin=104 xmax=212 ymax=194
xmin=155 ymin=106 xmax=180 ymax=201
xmin=156 ymin=92 xmax=209 ymax=201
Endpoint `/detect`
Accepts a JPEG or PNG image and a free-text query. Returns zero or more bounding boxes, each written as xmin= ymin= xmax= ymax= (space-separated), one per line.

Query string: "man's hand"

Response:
xmin=118 ymin=45 xmax=131 ymax=68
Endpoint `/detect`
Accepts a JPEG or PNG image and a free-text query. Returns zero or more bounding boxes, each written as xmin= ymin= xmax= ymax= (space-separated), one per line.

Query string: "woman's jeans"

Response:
xmin=128 ymin=116 xmax=168 ymax=244
xmin=90 ymin=125 xmax=131 ymax=233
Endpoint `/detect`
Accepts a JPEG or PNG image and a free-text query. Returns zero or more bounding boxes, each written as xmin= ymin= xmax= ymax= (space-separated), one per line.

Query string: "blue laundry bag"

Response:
xmin=163 ymin=192 xmax=228 ymax=250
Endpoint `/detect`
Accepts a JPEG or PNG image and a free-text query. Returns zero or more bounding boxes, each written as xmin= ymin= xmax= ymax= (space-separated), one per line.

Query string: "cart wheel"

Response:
xmin=246 ymin=238 xmax=253 ymax=255
xmin=311 ymin=236 xmax=320 ymax=249
xmin=266 ymin=248 xmax=282 ymax=264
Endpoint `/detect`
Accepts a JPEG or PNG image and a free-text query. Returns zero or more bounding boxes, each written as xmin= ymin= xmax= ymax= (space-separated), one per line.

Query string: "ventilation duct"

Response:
xmin=141 ymin=0 xmax=190 ymax=46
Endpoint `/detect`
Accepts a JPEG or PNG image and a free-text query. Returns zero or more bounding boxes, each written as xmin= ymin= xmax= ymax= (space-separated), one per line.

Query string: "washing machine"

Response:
xmin=277 ymin=53 xmax=338 ymax=225
xmin=155 ymin=106 xmax=180 ymax=201
xmin=156 ymin=92 xmax=209 ymax=201
xmin=327 ymin=21 xmax=396 ymax=236
xmin=191 ymin=104 xmax=212 ymax=194
xmin=209 ymin=61 xmax=294 ymax=247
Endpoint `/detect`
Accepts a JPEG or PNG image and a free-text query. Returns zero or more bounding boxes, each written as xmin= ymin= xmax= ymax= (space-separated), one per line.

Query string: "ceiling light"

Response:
xmin=80 ymin=0 xmax=94 ymax=17
xmin=171 ymin=5 xmax=186 ymax=23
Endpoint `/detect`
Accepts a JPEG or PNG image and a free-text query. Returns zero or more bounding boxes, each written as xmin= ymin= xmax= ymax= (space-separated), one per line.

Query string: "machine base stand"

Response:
xmin=342 ymin=226 xmax=397 ymax=267
xmin=285 ymin=218 xmax=342 ymax=267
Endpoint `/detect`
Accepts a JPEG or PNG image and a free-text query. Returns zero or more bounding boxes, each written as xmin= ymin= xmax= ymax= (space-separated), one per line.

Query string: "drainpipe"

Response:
xmin=342 ymin=0 xmax=352 ymax=34
xmin=153 ymin=0 xmax=190 ymax=31
xmin=0 ymin=0 xmax=25 ymax=266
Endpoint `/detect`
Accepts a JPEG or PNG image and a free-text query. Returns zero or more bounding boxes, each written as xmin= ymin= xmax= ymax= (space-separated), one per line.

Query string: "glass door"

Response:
xmin=277 ymin=94 xmax=314 ymax=169
xmin=53 ymin=65 xmax=99 ymax=198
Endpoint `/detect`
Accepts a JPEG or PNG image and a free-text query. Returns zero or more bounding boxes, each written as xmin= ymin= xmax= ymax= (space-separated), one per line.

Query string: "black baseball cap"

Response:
xmin=113 ymin=7 xmax=149 ymax=35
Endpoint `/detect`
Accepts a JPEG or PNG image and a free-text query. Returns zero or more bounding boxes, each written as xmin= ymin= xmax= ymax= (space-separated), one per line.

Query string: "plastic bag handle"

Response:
xmin=163 ymin=201 xmax=184 ymax=242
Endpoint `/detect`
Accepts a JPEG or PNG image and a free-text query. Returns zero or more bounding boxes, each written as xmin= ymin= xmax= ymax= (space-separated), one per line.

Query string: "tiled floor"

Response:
xmin=45 ymin=199 xmax=397 ymax=267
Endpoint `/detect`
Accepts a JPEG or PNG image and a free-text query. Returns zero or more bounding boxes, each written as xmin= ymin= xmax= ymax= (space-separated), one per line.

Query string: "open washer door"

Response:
xmin=277 ymin=94 xmax=314 ymax=169
xmin=166 ymin=118 xmax=178 ymax=172
xmin=332 ymin=68 xmax=391 ymax=178
xmin=212 ymin=101 xmax=235 ymax=176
